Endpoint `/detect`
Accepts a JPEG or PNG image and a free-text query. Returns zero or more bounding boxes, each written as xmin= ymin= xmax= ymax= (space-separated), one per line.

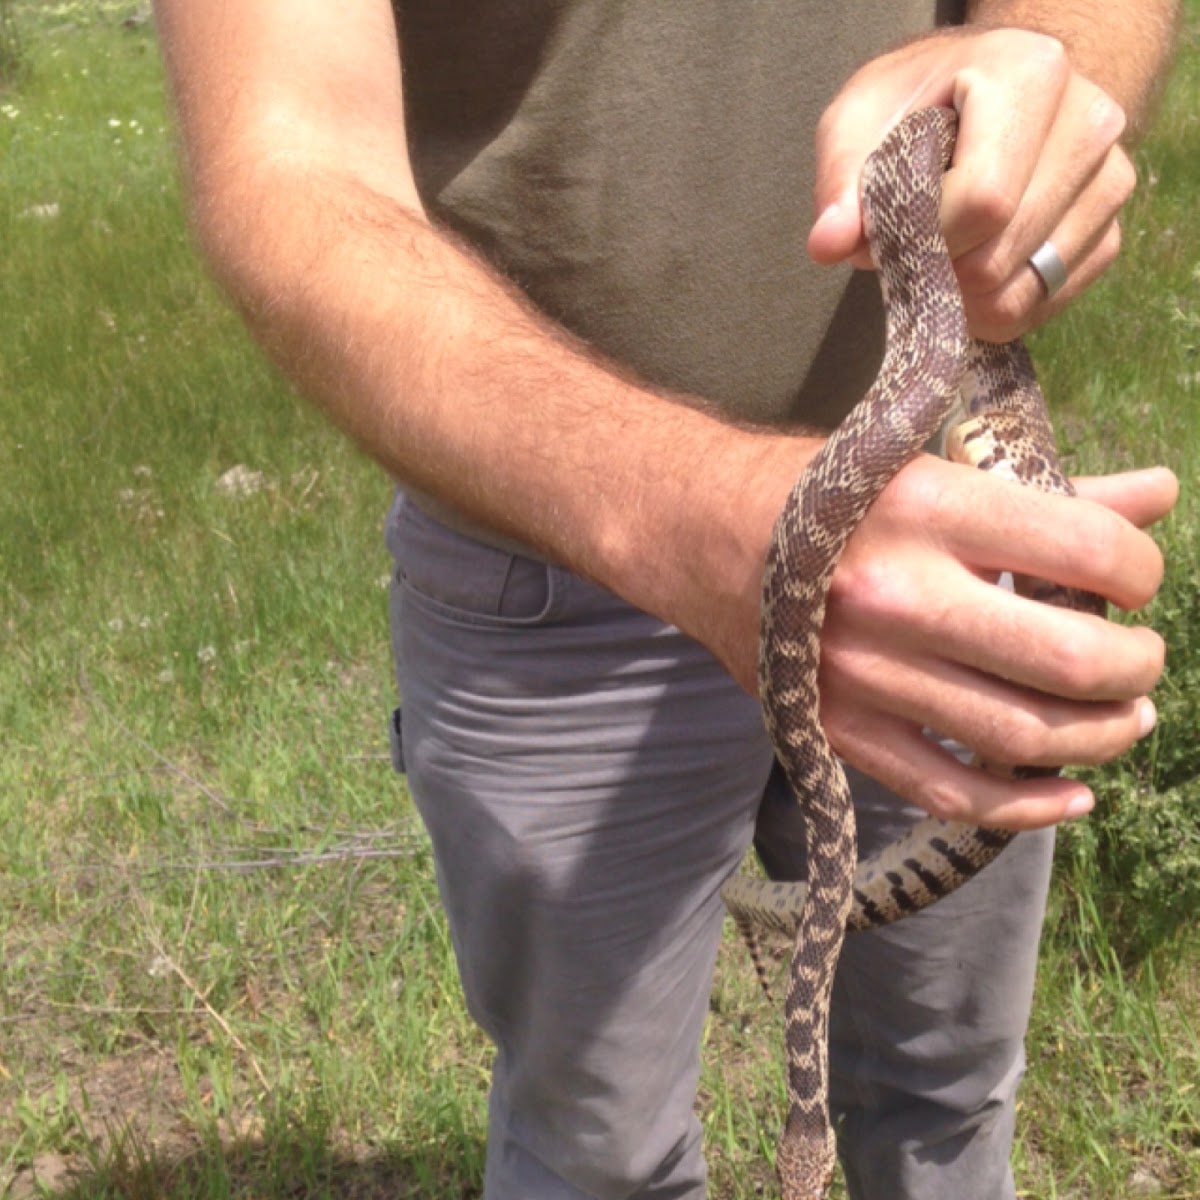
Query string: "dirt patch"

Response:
xmin=2 ymin=1047 xmax=194 ymax=1198
xmin=0 ymin=1045 xmax=482 ymax=1200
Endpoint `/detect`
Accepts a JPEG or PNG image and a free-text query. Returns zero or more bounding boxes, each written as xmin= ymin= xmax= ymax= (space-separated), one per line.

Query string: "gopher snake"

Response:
xmin=722 ymin=107 xmax=1104 ymax=1199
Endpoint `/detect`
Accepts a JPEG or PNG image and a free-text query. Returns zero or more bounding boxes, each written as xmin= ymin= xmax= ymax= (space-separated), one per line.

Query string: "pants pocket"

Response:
xmin=387 ymin=492 xmax=565 ymax=629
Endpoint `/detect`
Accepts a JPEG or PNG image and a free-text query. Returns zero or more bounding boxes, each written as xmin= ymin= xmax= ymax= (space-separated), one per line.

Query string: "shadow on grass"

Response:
xmin=11 ymin=1123 xmax=485 ymax=1200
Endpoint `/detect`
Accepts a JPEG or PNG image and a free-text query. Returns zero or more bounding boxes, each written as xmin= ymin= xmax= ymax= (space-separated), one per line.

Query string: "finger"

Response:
xmin=938 ymin=39 xmax=1071 ymax=259
xmin=1072 ymin=466 xmax=1180 ymax=529
xmin=943 ymin=74 xmax=1126 ymax=264
xmin=827 ymin=706 xmax=1094 ymax=830
xmin=808 ymin=185 xmax=868 ymax=268
xmin=822 ymin=632 xmax=1157 ymax=765
xmin=831 ymin=535 xmax=1166 ymax=700
xmin=870 ymin=458 xmax=1167 ymax=611
xmin=918 ymin=584 xmax=1165 ymax=701
xmin=963 ymin=216 xmax=1123 ymax=340
xmin=958 ymin=141 xmax=1133 ymax=338
xmin=952 ymin=134 xmax=1132 ymax=305
xmin=948 ymin=82 xmax=1131 ymax=337
xmin=958 ymin=489 xmax=1165 ymax=612
xmin=806 ymin=34 xmax=969 ymax=267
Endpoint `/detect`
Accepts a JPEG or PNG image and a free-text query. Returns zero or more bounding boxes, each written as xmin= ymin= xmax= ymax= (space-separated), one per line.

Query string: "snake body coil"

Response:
xmin=723 ymin=108 xmax=1103 ymax=1200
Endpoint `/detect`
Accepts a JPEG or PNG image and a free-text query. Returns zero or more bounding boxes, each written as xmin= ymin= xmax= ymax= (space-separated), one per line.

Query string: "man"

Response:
xmin=154 ymin=1 xmax=1179 ymax=1197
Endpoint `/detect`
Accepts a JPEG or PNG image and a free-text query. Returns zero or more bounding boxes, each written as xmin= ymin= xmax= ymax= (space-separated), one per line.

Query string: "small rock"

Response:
xmin=215 ymin=464 xmax=266 ymax=497
xmin=12 ymin=1153 xmax=76 ymax=1198
xmin=1127 ymin=1165 xmax=1164 ymax=1197
xmin=20 ymin=202 xmax=60 ymax=220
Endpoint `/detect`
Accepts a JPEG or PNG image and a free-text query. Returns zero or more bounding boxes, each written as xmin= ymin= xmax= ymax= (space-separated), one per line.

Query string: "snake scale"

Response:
xmin=721 ymin=107 xmax=1104 ymax=1200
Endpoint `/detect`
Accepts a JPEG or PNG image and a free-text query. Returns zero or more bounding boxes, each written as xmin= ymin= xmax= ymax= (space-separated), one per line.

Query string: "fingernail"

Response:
xmin=810 ymin=198 xmax=844 ymax=242
xmin=1139 ymin=698 xmax=1158 ymax=738
xmin=1064 ymin=793 xmax=1094 ymax=820
xmin=812 ymin=188 xmax=856 ymax=236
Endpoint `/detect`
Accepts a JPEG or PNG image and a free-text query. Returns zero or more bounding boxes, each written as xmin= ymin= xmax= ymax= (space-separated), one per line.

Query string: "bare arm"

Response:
xmin=154 ymin=0 xmax=1174 ymax=829
xmin=152 ymin=0 xmax=798 ymax=686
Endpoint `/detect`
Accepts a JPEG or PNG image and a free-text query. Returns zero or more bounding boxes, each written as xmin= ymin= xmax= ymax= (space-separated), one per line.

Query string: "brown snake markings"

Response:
xmin=721 ymin=108 xmax=1104 ymax=1200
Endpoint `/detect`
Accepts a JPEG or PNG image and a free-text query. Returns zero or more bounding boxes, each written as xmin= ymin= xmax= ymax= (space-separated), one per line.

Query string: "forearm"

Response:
xmin=966 ymin=0 xmax=1181 ymax=134
xmin=189 ymin=154 xmax=808 ymax=649
xmin=152 ymin=0 xmax=821 ymax=691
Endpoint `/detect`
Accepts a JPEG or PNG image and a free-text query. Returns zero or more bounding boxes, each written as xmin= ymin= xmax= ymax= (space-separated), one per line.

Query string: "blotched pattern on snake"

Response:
xmin=721 ymin=107 xmax=1104 ymax=1200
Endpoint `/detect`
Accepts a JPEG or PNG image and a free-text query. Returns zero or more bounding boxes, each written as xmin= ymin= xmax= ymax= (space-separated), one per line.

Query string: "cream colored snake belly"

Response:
xmin=721 ymin=107 xmax=1104 ymax=1200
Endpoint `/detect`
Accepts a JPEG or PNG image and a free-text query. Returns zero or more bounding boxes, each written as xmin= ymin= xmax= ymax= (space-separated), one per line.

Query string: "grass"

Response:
xmin=1 ymin=3 xmax=1198 ymax=1198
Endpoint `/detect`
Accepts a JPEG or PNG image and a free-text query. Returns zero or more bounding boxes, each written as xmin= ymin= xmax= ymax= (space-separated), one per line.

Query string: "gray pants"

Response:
xmin=387 ymin=494 xmax=1053 ymax=1200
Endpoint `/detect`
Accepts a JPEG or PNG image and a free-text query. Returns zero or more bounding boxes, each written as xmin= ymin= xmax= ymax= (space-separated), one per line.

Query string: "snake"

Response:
xmin=720 ymin=107 xmax=1105 ymax=1200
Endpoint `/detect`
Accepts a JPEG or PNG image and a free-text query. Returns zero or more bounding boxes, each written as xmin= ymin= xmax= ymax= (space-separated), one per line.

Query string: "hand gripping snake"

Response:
xmin=720 ymin=108 xmax=1105 ymax=1199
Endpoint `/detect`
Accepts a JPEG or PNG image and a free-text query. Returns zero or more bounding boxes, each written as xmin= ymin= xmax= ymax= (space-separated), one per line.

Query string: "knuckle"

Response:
xmin=1076 ymin=701 xmax=1147 ymax=767
xmin=833 ymin=553 xmax=903 ymax=623
xmin=821 ymin=694 xmax=870 ymax=755
xmin=1044 ymin=634 xmax=1098 ymax=696
xmin=919 ymin=778 xmax=970 ymax=822
xmin=1131 ymin=539 xmax=1165 ymax=607
xmin=1053 ymin=618 xmax=1131 ymax=698
xmin=881 ymin=454 xmax=933 ymax=515
xmin=970 ymin=284 xmax=1029 ymax=338
xmin=991 ymin=285 xmax=1029 ymax=330
xmin=955 ymin=244 xmax=1012 ymax=295
xmin=1072 ymin=505 xmax=1123 ymax=581
xmin=1146 ymin=629 xmax=1167 ymax=681
xmin=995 ymin=29 xmax=1069 ymax=86
xmin=1002 ymin=709 xmax=1051 ymax=766
xmin=1109 ymin=150 xmax=1138 ymax=206
xmin=888 ymin=448 xmax=959 ymax=525
xmin=1098 ymin=220 xmax=1123 ymax=269
xmin=963 ymin=173 xmax=1022 ymax=243
xmin=1074 ymin=721 xmax=1132 ymax=767
xmin=1026 ymin=32 xmax=1070 ymax=82
xmin=1084 ymin=83 xmax=1128 ymax=147
xmin=967 ymin=313 xmax=1028 ymax=344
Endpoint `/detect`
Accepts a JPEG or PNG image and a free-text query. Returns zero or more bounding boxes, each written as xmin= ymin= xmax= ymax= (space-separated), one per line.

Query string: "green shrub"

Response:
xmin=1061 ymin=525 xmax=1200 ymax=957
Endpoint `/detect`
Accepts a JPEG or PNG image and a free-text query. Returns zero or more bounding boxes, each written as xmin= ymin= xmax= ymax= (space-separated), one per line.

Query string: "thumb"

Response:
xmin=805 ymin=33 xmax=966 ymax=267
xmin=807 ymin=184 xmax=866 ymax=266
xmin=806 ymin=109 xmax=892 ymax=268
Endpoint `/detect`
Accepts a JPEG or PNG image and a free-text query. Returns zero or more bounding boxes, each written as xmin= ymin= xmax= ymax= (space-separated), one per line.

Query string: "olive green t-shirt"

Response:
xmin=395 ymin=1 xmax=963 ymax=434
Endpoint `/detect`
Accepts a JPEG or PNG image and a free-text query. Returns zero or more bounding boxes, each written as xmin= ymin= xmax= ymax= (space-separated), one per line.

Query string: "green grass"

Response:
xmin=1 ymin=4 xmax=1198 ymax=1198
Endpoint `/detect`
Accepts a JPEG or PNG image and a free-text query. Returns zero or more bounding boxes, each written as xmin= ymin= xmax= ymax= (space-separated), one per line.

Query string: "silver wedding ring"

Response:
xmin=1028 ymin=240 xmax=1068 ymax=298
